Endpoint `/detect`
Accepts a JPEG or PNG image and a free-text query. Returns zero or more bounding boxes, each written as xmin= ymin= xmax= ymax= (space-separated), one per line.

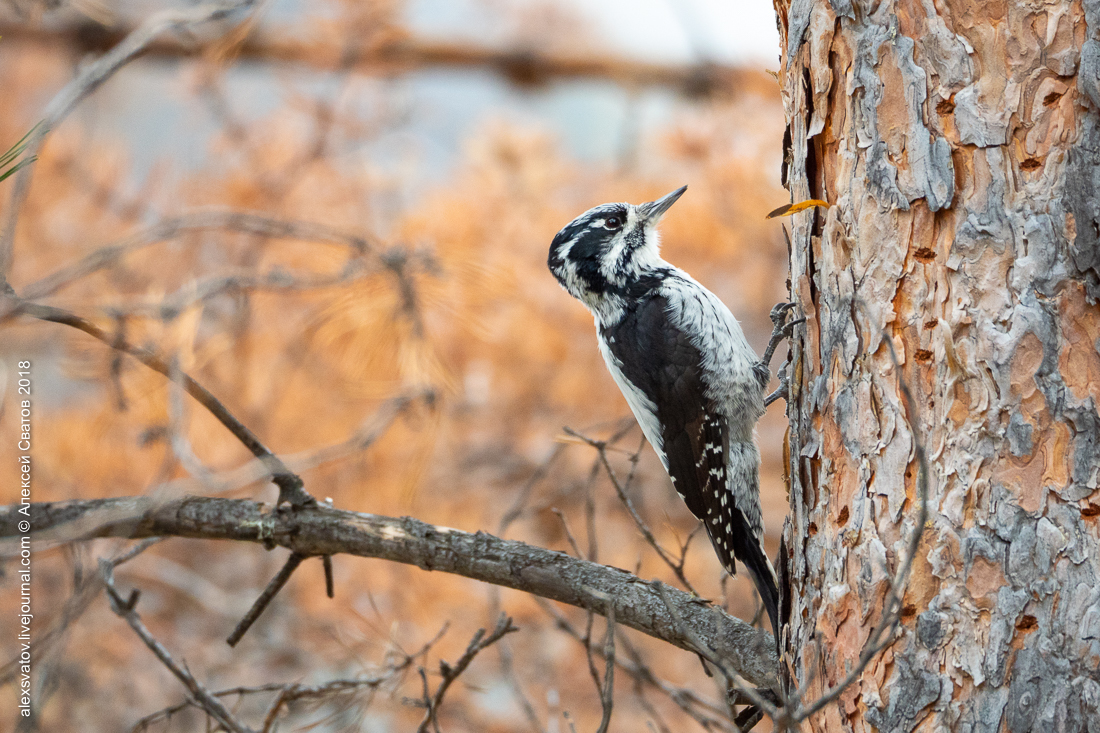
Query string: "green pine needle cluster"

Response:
xmin=0 ymin=125 xmax=40 ymax=183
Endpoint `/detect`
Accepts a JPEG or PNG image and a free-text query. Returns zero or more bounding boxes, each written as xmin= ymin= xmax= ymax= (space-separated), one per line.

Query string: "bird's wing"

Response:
xmin=599 ymin=294 xmax=725 ymax=526
xmin=601 ymin=293 xmax=779 ymax=630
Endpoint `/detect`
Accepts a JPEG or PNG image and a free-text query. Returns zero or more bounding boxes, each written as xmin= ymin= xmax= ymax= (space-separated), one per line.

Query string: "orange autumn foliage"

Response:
xmin=0 ymin=26 xmax=789 ymax=732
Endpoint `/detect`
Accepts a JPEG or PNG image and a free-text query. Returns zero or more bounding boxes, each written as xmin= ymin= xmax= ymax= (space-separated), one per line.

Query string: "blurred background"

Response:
xmin=0 ymin=0 xmax=790 ymax=730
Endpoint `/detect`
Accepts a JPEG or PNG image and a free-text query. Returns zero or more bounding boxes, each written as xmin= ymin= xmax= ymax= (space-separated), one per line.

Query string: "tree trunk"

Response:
xmin=775 ymin=0 xmax=1100 ymax=730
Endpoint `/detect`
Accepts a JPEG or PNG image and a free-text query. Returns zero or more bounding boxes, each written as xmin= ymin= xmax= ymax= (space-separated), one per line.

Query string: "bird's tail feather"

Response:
xmin=708 ymin=511 xmax=780 ymax=637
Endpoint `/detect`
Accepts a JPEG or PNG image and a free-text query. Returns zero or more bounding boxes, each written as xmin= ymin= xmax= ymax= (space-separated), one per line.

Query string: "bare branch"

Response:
xmin=255 ymin=624 xmax=452 ymax=733
xmin=0 ymin=20 xmax=755 ymax=93
xmin=226 ymin=552 xmax=306 ymax=647
xmin=497 ymin=445 xmax=564 ymax=536
xmin=417 ymin=615 xmax=518 ymax=733
xmin=98 ymin=263 xmax=372 ymax=321
xmin=258 ymin=677 xmax=389 ymax=733
xmin=2 ymin=496 xmax=779 ymax=689
xmin=0 ymin=1 xmax=259 ymax=278
xmin=595 ymin=599 xmax=617 ymax=733
xmin=100 ymin=561 xmax=256 ymax=733
xmin=563 ymin=426 xmax=700 ymax=595
xmin=18 ymin=210 xmax=375 ymax=302
xmin=617 ymin=632 xmax=739 ymax=732
xmin=166 ymin=358 xmax=219 ymax=488
xmin=533 ymin=597 xmax=738 ymax=730
xmin=0 ymin=538 xmax=161 ymax=686
xmin=652 ymin=581 xmax=780 ymax=719
xmin=5 ymin=299 xmax=313 ymax=507
xmin=576 ymin=590 xmax=619 ymax=731
xmin=582 ymin=612 xmax=603 ymax=709
xmin=130 ymin=674 xmax=405 ymax=733
xmin=1 ymin=396 xmax=413 ymax=555
xmin=551 ymin=508 xmax=585 ymax=559
xmin=583 ymin=458 xmax=601 ymax=563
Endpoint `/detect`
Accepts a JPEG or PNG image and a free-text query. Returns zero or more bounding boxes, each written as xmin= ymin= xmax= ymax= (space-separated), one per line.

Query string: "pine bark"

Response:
xmin=775 ymin=0 xmax=1100 ymax=730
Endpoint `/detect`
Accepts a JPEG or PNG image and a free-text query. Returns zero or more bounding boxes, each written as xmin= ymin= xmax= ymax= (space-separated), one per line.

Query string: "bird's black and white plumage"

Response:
xmin=548 ymin=185 xmax=780 ymax=632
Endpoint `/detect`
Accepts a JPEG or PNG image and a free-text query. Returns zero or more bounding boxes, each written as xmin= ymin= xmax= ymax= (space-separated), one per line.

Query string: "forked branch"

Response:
xmin=416 ymin=615 xmax=518 ymax=733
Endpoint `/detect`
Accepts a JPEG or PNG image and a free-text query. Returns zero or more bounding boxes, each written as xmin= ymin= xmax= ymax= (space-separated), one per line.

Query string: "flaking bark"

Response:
xmin=775 ymin=0 xmax=1100 ymax=729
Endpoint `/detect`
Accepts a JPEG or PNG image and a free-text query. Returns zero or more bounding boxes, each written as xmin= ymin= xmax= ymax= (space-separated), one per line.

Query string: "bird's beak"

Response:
xmin=638 ymin=185 xmax=687 ymax=224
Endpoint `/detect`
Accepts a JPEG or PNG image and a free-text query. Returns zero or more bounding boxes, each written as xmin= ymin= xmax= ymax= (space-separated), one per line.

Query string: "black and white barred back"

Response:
xmin=548 ymin=186 xmax=780 ymax=632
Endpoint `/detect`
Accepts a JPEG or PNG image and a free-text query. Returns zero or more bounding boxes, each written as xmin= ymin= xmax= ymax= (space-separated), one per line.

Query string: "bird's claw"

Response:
xmin=781 ymin=316 xmax=806 ymax=342
xmin=761 ymin=302 xmax=803 ymax=376
xmin=769 ymin=301 xmax=797 ymax=327
xmin=770 ymin=302 xmax=804 ymax=340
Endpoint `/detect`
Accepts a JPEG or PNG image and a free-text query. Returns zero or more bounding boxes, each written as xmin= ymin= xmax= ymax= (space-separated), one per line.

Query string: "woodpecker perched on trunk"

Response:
xmin=548 ymin=185 xmax=791 ymax=634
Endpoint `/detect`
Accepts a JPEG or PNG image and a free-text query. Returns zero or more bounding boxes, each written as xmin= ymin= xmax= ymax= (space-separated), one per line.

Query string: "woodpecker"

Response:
xmin=548 ymin=185 xmax=789 ymax=633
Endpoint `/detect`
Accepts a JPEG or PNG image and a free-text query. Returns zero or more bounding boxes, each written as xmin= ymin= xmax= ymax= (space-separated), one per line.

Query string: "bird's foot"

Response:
xmin=761 ymin=302 xmax=804 ymax=373
xmin=764 ymin=365 xmax=790 ymax=407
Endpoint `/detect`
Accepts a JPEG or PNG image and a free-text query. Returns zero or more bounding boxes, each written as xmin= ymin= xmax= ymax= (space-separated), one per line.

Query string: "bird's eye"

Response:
xmin=605 ymin=216 xmax=623 ymax=229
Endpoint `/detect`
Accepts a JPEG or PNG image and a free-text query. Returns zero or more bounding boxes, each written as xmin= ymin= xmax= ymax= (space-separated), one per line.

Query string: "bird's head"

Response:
xmin=548 ymin=185 xmax=686 ymax=320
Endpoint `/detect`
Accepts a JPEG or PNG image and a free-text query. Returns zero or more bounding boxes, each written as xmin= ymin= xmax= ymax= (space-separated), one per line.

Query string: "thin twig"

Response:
xmin=534 ymin=598 xmax=739 ymax=731
xmin=583 ymin=612 xmax=603 ymax=706
xmin=131 ymin=676 xmax=393 ymax=733
xmin=416 ymin=614 xmax=518 ymax=733
xmin=166 ymin=357 xmax=219 ymax=487
xmin=259 ymin=676 xmax=386 ymax=733
xmin=497 ymin=445 xmax=564 ymax=536
xmin=0 ymin=538 xmax=162 ymax=686
xmin=551 ymin=508 xmax=585 ymax=559
xmin=0 ymin=395 xmax=414 ymax=558
xmin=131 ymin=617 xmax=447 ymax=732
xmin=226 ymin=552 xmax=306 ymax=646
xmin=583 ymin=458 xmax=601 ymax=564
xmin=100 ymin=560 xmax=256 ymax=733
xmin=18 ymin=211 xmax=376 ymax=301
xmin=564 ymin=426 xmax=700 ymax=595
xmin=595 ymin=596 xmax=617 ymax=733
xmin=0 ymin=18 xmax=755 ymax=91
xmin=323 ymin=554 xmax=335 ymax=598
xmin=8 ymin=299 xmax=313 ymax=507
xmin=632 ymin=677 xmax=675 ymax=733
xmin=652 ymin=581 xmax=780 ymax=720
xmin=0 ymin=1 xmax=259 ymax=278
xmin=97 ymin=263 xmax=372 ymax=320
